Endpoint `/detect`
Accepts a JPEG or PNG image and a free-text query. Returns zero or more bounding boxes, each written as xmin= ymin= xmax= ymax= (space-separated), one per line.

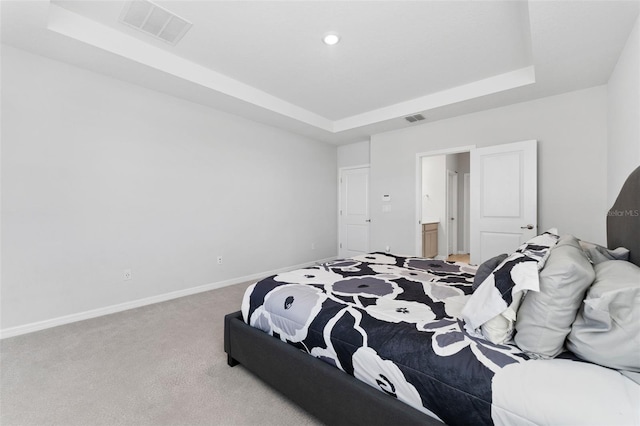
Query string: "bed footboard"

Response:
xmin=224 ymin=311 xmax=442 ymax=426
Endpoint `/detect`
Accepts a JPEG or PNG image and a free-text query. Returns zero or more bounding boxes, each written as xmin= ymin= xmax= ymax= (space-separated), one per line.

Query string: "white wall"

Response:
xmin=607 ymin=15 xmax=640 ymax=207
xmin=370 ymin=86 xmax=608 ymax=256
xmin=421 ymin=156 xmax=446 ymax=224
xmin=1 ymin=46 xmax=337 ymax=332
xmin=337 ymin=140 xmax=370 ymax=168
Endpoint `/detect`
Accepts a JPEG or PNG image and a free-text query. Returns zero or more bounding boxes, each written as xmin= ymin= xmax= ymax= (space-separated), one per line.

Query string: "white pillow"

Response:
xmin=579 ymin=240 xmax=630 ymax=265
xmin=566 ymin=260 xmax=640 ymax=372
xmin=514 ymin=235 xmax=595 ymax=358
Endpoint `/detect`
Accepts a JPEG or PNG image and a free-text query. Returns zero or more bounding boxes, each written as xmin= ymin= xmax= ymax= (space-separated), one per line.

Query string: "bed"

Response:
xmin=224 ymin=166 xmax=640 ymax=425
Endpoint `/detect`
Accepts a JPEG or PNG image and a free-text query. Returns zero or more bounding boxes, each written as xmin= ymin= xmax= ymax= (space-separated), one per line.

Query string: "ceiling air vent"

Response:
xmin=404 ymin=114 xmax=426 ymax=123
xmin=119 ymin=0 xmax=192 ymax=45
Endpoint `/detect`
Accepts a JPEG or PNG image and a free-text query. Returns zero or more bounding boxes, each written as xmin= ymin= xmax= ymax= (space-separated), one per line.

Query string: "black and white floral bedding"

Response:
xmin=241 ymin=252 xmax=639 ymax=425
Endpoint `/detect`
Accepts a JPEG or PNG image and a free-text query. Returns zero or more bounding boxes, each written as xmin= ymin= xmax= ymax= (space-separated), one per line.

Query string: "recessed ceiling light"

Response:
xmin=323 ymin=33 xmax=340 ymax=46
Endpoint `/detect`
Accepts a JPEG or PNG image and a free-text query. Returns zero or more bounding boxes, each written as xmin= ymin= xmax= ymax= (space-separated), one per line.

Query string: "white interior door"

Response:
xmin=470 ymin=140 xmax=537 ymax=264
xmin=447 ymin=170 xmax=458 ymax=256
xmin=339 ymin=167 xmax=370 ymax=258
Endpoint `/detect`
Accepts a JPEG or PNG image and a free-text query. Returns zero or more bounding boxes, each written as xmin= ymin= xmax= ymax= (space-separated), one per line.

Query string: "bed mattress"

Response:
xmin=241 ymin=253 xmax=639 ymax=425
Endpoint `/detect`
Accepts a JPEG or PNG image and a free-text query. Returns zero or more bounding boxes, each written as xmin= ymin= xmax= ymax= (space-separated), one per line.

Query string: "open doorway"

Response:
xmin=416 ymin=148 xmax=472 ymax=261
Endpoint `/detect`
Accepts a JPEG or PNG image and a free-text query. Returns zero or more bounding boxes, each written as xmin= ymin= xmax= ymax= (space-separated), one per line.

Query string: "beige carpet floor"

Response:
xmin=0 ymin=282 xmax=323 ymax=426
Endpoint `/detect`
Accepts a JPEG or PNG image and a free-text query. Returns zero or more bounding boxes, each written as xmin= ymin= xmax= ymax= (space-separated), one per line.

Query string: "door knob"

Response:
xmin=520 ymin=224 xmax=534 ymax=230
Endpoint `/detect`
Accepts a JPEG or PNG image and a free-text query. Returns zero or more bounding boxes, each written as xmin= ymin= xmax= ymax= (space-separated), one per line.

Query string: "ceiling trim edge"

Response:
xmin=46 ymin=2 xmax=334 ymax=132
xmin=333 ymin=66 xmax=536 ymax=132
xmin=45 ymin=1 xmax=537 ymax=136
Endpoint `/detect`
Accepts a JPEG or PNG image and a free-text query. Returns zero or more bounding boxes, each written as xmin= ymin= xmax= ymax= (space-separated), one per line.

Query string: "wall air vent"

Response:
xmin=119 ymin=0 xmax=192 ymax=45
xmin=404 ymin=114 xmax=426 ymax=123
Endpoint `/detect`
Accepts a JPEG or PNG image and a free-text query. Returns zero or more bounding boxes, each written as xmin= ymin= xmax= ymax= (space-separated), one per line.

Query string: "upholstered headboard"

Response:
xmin=607 ymin=166 xmax=640 ymax=267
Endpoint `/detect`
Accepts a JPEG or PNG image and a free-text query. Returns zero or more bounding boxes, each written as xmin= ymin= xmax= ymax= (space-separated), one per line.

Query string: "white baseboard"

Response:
xmin=0 ymin=256 xmax=336 ymax=339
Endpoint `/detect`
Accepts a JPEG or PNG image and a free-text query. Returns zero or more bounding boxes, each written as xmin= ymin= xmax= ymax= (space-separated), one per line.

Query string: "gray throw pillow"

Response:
xmin=566 ymin=260 xmax=640 ymax=372
xmin=472 ymin=253 xmax=508 ymax=292
xmin=515 ymin=235 xmax=595 ymax=358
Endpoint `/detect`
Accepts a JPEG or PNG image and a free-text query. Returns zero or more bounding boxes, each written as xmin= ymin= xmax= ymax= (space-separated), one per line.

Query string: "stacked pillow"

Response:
xmin=514 ymin=235 xmax=595 ymax=358
xmin=471 ymin=253 xmax=508 ymax=292
xmin=464 ymin=230 xmax=640 ymax=374
xmin=566 ymin=260 xmax=640 ymax=372
xmin=462 ymin=231 xmax=559 ymax=344
xmin=579 ymin=240 xmax=630 ymax=264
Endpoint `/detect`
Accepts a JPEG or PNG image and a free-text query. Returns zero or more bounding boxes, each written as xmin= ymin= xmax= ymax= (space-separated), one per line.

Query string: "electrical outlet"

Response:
xmin=123 ymin=268 xmax=132 ymax=281
xmin=311 ymin=242 xmax=316 ymax=250
xmin=217 ymin=256 xmax=223 ymax=265
xmin=385 ymin=246 xmax=390 ymax=253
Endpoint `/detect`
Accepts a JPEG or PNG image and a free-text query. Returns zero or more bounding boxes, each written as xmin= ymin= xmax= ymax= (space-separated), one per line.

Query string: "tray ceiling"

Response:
xmin=2 ymin=0 xmax=638 ymax=144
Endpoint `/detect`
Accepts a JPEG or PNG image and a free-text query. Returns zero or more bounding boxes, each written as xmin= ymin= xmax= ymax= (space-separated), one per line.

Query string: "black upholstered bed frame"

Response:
xmin=607 ymin=166 xmax=640 ymax=267
xmin=224 ymin=311 xmax=437 ymax=425
xmin=224 ymin=165 xmax=640 ymax=425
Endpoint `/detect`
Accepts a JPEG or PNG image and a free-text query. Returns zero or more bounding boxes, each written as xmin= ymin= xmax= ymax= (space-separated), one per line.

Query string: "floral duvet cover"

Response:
xmin=241 ymin=253 xmax=639 ymax=425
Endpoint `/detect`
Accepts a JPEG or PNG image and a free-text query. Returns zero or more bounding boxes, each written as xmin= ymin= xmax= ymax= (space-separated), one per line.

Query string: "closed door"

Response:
xmin=339 ymin=167 xmax=370 ymax=258
xmin=470 ymin=140 xmax=537 ymax=264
